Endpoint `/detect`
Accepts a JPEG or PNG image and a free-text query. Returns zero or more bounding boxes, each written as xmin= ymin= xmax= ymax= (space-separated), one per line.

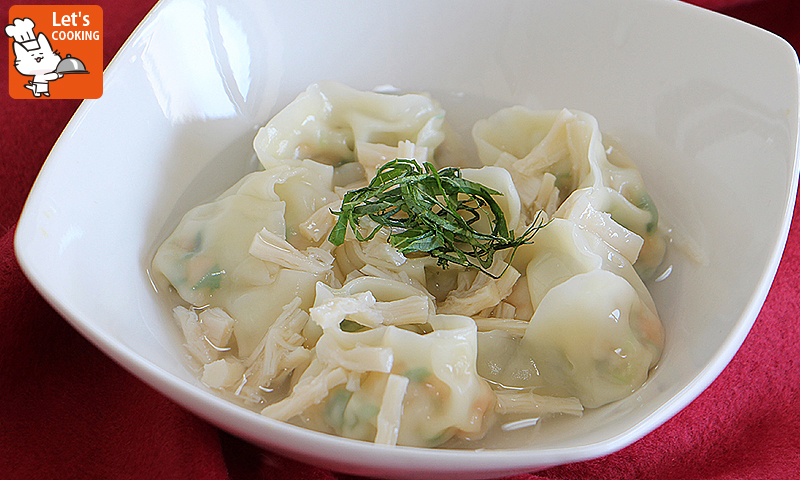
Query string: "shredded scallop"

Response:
xmin=375 ymin=374 xmax=410 ymax=445
xmin=239 ymin=298 xmax=312 ymax=399
xmin=473 ymin=317 xmax=530 ymax=336
xmin=438 ymin=254 xmax=521 ymax=316
xmin=249 ymin=228 xmax=334 ymax=274
xmin=315 ymin=334 xmax=394 ymax=373
xmin=260 ymin=364 xmax=348 ymax=421
xmin=298 ymin=200 xmax=341 ymax=243
xmin=310 ymin=290 xmax=430 ymax=330
xmin=358 ymin=264 xmax=431 ymax=296
xmin=199 ymin=307 xmax=236 ymax=348
xmin=173 ymin=306 xmax=218 ymax=363
xmin=478 ymin=300 xmax=517 ymax=319
xmin=494 ymin=391 xmax=583 ymax=417
xmin=202 ymin=358 xmax=245 ymax=389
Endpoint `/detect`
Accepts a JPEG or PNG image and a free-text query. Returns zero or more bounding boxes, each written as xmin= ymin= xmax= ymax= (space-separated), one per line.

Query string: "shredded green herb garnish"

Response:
xmin=328 ymin=158 xmax=546 ymax=278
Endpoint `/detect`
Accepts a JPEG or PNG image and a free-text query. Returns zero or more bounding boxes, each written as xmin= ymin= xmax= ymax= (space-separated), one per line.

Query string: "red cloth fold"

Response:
xmin=2 ymin=1 xmax=798 ymax=478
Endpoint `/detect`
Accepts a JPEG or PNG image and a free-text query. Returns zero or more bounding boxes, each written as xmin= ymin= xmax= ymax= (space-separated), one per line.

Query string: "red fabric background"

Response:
xmin=1 ymin=1 xmax=798 ymax=479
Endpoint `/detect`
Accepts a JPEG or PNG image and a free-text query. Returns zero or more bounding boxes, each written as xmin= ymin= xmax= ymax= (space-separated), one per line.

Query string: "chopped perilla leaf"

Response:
xmin=328 ymin=159 xmax=546 ymax=278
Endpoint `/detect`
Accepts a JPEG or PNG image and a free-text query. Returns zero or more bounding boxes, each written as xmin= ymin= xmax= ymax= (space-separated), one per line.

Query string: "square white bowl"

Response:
xmin=15 ymin=0 xmax=799 ymax=478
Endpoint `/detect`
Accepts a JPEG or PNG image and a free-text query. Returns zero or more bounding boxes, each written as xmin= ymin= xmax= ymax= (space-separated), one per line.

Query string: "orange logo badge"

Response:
xmin=6 ymin=5 xmax=102 ymax=99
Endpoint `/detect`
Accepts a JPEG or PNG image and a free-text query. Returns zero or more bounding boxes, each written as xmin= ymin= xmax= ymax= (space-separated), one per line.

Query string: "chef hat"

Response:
xmin=5 ymin=18 xmax=40 ymax=51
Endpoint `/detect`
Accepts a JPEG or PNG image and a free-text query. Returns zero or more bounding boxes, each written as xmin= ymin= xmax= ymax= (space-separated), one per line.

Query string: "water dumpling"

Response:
xmin=472 ymin=106 xmax=665 ymax=276
xmin=481 ymin=218 xmax=663 ymax=408
xmin=520 ymin=269 xmax=662 ymax=408
xmin=254 ymin=81 xmax=446 ymax=170
xmin=262 ymin=278 xmax=495 ymax=447
xmin=152 ymin=160 xmax=338 ymax=357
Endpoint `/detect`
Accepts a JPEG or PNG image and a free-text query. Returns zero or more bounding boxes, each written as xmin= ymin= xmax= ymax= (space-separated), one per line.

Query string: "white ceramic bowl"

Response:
xmin=14 ymin=0 xmax=799 ymax=478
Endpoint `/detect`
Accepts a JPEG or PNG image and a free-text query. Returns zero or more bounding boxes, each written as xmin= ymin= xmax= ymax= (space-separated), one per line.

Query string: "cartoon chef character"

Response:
xmin=5 ymin=18 xmax=63 ymax=97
